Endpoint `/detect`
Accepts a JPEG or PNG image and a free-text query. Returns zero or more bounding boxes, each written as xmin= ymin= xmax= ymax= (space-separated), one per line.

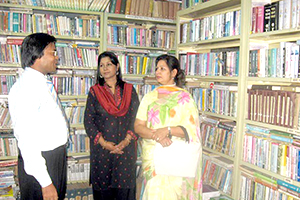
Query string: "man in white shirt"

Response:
xmin=8 ymin=33 xmax=69 ymax=200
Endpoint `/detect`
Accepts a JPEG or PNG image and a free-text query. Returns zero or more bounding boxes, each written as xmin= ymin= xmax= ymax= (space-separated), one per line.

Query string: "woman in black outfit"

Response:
xmin=84 ymin=51 xmax=139 ymax=200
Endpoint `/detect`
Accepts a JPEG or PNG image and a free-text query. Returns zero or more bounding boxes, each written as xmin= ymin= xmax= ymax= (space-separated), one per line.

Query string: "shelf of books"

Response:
xmin=107 ymin=0 xmax=180 ymax=22
xmin=0 ymin=2 xmax=105 ymax=198
xmin=102 ymin=12 xmax=178 ymax=99
xmin=104 ymin=13 xmax=176 ymax=77
xmin=176 ymin=0 xmax=251 ymax=199
xmin=239 ymin=0 xmax=300 ymax=199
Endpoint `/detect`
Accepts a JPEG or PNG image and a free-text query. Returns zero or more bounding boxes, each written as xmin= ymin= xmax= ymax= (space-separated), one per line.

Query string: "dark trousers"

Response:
xmin=93 ymin=187 xmax=136 ymax=200
xmin=18 ymin=144 xmax=67 ymax=200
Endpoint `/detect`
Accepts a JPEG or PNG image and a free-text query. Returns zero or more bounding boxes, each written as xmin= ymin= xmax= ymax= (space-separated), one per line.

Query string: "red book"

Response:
xmin=256 ymin=6 xmax=265 ymax=33
xmin=114 ymin=0 xmax=122 ymax=14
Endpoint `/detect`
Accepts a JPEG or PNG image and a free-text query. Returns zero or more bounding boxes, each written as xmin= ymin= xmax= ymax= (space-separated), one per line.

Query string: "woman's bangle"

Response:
xmin=125 ymin=137 xmax=131 ymax=144
xmin=168 ymin=126 xmax=172 ymax=139
xmin=102 ymin=140 xmax=107 ymax=149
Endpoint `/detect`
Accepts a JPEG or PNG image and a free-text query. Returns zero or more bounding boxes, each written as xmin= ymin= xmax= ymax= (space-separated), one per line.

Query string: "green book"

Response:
xmin=269 ymin=129 xmax=292 ymax=137
xmin=109 ymin=0 xmax=117 ymax=13
xmin=210 ymin=195 xmax=233 ymax=200
xmin=120 ymin=0 xmax=127 ymax=14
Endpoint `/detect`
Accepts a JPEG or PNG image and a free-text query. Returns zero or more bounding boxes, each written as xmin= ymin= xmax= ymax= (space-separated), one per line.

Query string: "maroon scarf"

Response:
xmin=91 ymin=83 xmax=133 ymax=117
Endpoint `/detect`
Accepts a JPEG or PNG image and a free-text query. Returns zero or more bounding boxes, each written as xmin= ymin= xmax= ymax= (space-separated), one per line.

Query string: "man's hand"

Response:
xmin=42 ymin=183 xmax=58 ymax=200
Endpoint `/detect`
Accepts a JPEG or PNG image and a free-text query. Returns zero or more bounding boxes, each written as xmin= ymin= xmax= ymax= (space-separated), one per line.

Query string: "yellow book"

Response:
xmin=56 ymin=17 xmax=60 ymax=35
xmin=32 ymin=15 xmax=36 ymax=33
xmin=142 ymin=56 xmax=148 ymax=75
xmin=148 ymin=0 xmax=154 ymax=17
xmin=136 ymin=56 xmax=140 ymax=74
xmin=280 ymin=144 xmax=287 ymax=176
xmin=125 ymin=0 xmax=131 ymax=15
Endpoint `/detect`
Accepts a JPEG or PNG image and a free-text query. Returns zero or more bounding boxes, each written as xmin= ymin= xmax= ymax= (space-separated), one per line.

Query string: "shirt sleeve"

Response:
xmin=10 ymin=90 xmax=52 ymax=188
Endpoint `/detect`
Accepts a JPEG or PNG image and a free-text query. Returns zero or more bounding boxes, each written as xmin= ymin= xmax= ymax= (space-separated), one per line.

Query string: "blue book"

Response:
xmin=133 ymin=28 xmax=137 ymax=46
xmin=277 ymin=179 xmax=300 ymax=193
xmin=246 ymin=124 xmax=270 ymax=134
xmin=235 ymin=51 xmax=239 ymax=76
xmin=270 ymin=134 xmax=293 ymax=143
xmin=113 ymin=26 xmax=118 ymax=45
xmin=298 ymin=149 xmax=300 ymax=182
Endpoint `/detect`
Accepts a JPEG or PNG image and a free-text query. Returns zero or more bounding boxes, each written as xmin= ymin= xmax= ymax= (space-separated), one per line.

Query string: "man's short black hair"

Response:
xmin=21 ymin=33 xmax=57 ymax=69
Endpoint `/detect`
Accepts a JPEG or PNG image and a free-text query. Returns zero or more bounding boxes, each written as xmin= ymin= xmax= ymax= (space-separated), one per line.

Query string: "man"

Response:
xmin=8 ymin=33 xmax=69 ymax=200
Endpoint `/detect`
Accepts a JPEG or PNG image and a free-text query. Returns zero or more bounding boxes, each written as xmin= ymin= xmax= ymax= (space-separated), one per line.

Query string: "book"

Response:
xmin=114 ymin=0 xmax=122 ymax=14
xmin=119 ymin=0 xmax=127 ymax=14
xmin=263 ymin=4 xmax=271 ymax=32
xmin=270 ymin=2 xmax=279 ymax=31
xmin=125 ymin=0 xmax=132 ymax=15
xmin=202 ymin=184 xmax=220 ymax=200
xmin=109 ymin=0 xmax=117 ymax=13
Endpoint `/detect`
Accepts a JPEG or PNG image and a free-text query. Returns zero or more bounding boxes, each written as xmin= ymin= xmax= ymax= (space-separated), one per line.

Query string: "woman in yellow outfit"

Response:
xmin=134 ymin=54 xmax=202 ymax=200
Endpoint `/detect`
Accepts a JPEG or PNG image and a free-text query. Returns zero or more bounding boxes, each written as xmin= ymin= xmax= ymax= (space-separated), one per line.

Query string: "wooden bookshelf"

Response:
xmin=178 ymin=0 xmax=300 ymax=199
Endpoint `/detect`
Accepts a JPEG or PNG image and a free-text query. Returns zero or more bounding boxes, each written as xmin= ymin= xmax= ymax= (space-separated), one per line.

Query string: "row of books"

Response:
xmin=244 ymin=124 xmax=300 ymax=181
xmin=65 ymin=182 xmax=93 ymax=200
xmin=190 ymin=85 xmax=238 ymax=118
xmin=0 ymin=107 xmax=11 ymax=129
xmin=1 ymin=37 xmax=99 ymax=69
xmin=0 ymin=38 xmax=22 ymax=65
xmin=181 ymin=0 xmax=209 ymax=9
xmin=67 ymin=158 xmax=90 ymax=182
xmin=249 ymin=41 xmax=300 ymax=78
xmin=1 ymin=11 xmax=101 ymax=38
xmin=52 ymin=75 xmax=95 ymax=96
xmin=0 ymin=75 xmax=16 ymax=95
xmin=247 ymin=86 xmax=300 ymax=129
xmin=202 ymin=154 xmax=233 ymax=195
xmin=109 ymin=0 xmax=180 ymax=20
xmin=68 ymin=130 xmax=90 ymax=154
xmin=56 ymin=42 xmax=99 ymax=69
xmin=251 ymin=0 xmax=300 ymax=34
xmin=116 ymin=53 xmax=157 ymax=75
xmin=179 ymin=10 xmax=241 ymax=43
xmin=0 ymin=11 xmax=32 ymax=34
xmin=4 ymin=0 xmax=111 ymax=12
xmin=0 ymin=167 xmax=17 ymax=198
xmin=241 ymin=167 xmax=300 ymax=199
xmin=0 ymin=135 xmax=17 ymax=157
xmin=64 ymin=106 xmax=85 ymax=125
xmin=201 ymin=116 xmax=236 ymax=157
xmin=179 ymin=50 xmax=240 ymax=77
xmin=107 ymin=22 xmax=176 ymax=49
xmin=33 ymin=13 xmax=100 ymax=38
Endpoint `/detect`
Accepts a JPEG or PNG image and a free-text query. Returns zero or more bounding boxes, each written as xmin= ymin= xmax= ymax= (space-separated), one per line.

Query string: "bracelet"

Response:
xmin=125 ymin=137 xmax=131 ymax=144
xmin=168 ymin=126 xmax=172 ymax=138
xmin=102 ymin=140 xmax=107 ymax=149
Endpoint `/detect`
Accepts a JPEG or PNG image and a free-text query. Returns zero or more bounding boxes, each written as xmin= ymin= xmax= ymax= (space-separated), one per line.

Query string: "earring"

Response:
xmin=99 ymin=74 xmax=103 ymax=78
xmin=116 ymin=71 xmax=119 ymax=75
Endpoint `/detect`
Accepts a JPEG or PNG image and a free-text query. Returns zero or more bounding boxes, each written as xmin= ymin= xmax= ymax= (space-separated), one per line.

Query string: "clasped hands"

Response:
xmin=151 ymin=127 xmax=172 ymax=147
xmin=100 ymin=136 xmax=131 ymax=154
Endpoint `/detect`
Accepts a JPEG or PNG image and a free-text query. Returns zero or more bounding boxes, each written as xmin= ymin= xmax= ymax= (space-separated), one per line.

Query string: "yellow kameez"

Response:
xmin=136 ymin=86 xmax=203 ymax=200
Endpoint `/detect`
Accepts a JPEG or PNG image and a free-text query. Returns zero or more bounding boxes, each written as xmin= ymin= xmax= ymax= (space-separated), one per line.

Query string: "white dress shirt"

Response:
xmin=8 ymin=67 xmax=68 ymax=187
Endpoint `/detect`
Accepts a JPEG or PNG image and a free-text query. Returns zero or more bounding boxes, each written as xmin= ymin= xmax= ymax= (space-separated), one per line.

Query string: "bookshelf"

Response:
xmin=0 ymin=3 xmax=105 ymax=199
xmin=102 ymin=12 xmax=178 ymax=99
xmin=0 ymin=1 xmax=180 ymax=199
xmin=176 ymin=0 xmax=244 ymax=199
xmin=178 ymin=0 xmax=300 ymax=199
